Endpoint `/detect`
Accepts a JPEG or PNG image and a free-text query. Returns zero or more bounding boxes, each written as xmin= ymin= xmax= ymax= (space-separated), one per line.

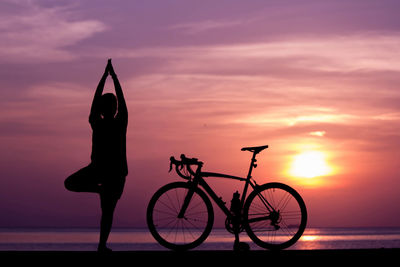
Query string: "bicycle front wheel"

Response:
xmin=146 ymin=182 xmax=214 ymax=250
xmin=244 ymin=182 xmax=307 ymax=250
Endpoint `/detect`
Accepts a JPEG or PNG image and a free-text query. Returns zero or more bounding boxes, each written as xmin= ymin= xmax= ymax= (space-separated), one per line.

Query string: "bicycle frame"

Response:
xmin=196 ymin=172 xmax=252 ymax=218
xmin=178 ymin=151 xmax=275 ymax=221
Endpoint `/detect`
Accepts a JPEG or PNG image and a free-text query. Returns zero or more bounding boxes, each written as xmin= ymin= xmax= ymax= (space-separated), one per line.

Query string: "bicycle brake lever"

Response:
xmin=169 ymin=156 xmax=175 ymax=172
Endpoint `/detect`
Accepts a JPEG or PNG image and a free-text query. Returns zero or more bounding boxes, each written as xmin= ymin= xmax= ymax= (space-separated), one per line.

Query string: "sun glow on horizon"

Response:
xmin=289 ymin=151 xmax=332 ymax=179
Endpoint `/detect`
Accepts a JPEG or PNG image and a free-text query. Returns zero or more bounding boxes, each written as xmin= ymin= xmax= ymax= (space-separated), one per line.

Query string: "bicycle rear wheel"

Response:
xmin=244 ymin=182 xmax=307 ymax=250
xmin=147 ymin=182 xmax=214 ymax=250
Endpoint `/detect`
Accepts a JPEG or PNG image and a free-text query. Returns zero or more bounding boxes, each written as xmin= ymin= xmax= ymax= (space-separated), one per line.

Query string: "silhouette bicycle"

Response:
xmin=147 ymin=145 xmax=307 ymax=251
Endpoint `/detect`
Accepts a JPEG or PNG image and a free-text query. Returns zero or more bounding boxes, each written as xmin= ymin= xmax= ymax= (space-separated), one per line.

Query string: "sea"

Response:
xmin=0 ymin=227 xmax=399 ymax=251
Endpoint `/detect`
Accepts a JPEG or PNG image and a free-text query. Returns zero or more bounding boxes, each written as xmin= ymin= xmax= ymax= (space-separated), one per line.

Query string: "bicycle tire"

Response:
xmin=147 ymin=182 xmax=214 ymax=250
xmin=244 ymin=182 xmax=307 ymax=250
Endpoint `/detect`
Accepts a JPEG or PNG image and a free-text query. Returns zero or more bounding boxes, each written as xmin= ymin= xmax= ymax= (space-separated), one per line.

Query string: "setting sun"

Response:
xmin=289 ymin=151 xmax=332 ymax=179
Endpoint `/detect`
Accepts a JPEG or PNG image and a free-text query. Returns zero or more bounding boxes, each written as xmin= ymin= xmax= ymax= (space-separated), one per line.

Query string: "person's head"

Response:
xmin=99 ymin=93 xmax=117 ymax=119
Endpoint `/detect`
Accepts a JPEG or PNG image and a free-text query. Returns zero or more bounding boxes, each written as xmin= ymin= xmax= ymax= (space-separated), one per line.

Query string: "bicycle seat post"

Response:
xmin=240 ymin=145 xmax=268 ymax=179
xmin=239 ymin=150 xmax=258 ymax=209
xmin=248 ymin=151 xmax=257 ymax=178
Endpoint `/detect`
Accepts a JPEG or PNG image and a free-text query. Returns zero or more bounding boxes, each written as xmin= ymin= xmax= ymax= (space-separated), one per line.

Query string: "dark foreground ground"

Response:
xmin=1 ymin=249 xmax=399 ymax=266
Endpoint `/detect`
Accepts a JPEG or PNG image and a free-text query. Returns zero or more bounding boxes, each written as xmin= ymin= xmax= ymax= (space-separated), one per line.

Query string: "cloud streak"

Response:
xmin=169 ymin=17 xmax=259 ymax=34
xmin=0 ymin=1 xmax=107 ymax=62
xmin=109 ymin=33 xmax=400 ymax=73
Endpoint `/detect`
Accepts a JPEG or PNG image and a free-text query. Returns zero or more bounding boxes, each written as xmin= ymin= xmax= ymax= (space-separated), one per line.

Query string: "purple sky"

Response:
xmin=1 ymin=0 xmax=400 ymax=228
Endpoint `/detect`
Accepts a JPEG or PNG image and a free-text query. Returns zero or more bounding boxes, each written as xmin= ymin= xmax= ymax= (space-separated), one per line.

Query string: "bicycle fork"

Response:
xmin=177 ymin=182 xmax=196 ymax=219
xmin=178 ymin=164 xmax=204 ymax=219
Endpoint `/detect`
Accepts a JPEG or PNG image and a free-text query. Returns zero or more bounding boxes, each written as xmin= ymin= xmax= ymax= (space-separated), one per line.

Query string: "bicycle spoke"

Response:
xmin=157 ymin=197 xmax=179 ymax=215
xmin=277 ymin=192 xmax=292 ymax=211
xmin=153 ymin=208 xmax=177 ymax=217
xmin=182 ymin=221 xmax=196 ymax=241
xmin=266 ymin=188 xmax=276 ymax=208
xmin=280 ymin=210 xmax=302 ymax=220
xmin=184 ymin=217 xmax=207 ymax=232
xmin=155 ymin=216 xmax=178 ymax=229
xmin=184 ymin=210 xmax=209 ymax=217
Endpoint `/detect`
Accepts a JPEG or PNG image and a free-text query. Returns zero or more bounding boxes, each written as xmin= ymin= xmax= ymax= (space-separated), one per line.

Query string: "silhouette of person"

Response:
xmin=64 ymin=59 xmax=128 ymax=252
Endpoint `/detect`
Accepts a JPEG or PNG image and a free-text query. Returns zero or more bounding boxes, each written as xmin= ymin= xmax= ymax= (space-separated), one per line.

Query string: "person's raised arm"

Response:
xmin=89 ymin=63 xmax=108 ymax=124
xmin=108 ymin=60 xmax=128 ymax=124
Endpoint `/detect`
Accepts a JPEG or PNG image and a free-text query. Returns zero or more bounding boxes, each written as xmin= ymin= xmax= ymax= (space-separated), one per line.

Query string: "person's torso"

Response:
xmin=90 ymin=118 xmax=127 ymax=176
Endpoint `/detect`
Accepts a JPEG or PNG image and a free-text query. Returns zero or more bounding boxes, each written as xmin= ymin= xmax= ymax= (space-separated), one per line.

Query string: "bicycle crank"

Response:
xmin=225 ymin=217 xmax=245 ymax=234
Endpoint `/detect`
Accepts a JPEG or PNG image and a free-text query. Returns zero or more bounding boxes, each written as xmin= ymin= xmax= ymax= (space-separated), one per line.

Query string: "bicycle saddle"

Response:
xmin=241 ymin=145 xmax=268 ymax=154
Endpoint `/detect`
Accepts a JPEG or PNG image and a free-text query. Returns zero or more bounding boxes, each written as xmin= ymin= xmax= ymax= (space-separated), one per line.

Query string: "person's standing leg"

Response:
xmin=97 ymin=177 xmax=125 ymax=252
xmin=98 ymin=193 xmax=118 ymax=252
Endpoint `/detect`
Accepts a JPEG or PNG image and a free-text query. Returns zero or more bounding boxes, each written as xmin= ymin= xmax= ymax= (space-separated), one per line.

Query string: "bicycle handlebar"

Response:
xmin=169 ymin=154 xmax=203 ymax=179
